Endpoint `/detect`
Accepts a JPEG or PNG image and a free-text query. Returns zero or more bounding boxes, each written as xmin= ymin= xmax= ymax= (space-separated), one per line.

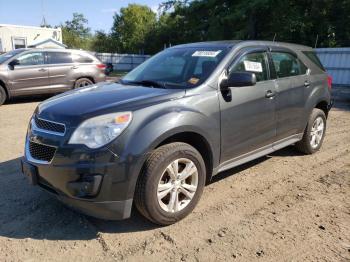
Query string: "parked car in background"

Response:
xmin=21 ymin=40 xmax=332 ymax=225
xmin=0 ymin=48 xmax=106 ymax=105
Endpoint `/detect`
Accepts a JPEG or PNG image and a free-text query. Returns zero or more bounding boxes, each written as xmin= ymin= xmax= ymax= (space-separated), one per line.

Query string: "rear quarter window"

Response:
xmin=72 ymin=53 xmax=94 ymax=63
xmin=302 ymin=51 xmax=325 ymax=71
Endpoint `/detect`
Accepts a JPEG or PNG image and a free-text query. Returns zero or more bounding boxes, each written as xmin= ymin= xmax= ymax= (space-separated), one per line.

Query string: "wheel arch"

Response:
xmin=315 ymin=100 xmax=329 ymax=118
xmin=155 ymin=131 xmax=214 ymax=184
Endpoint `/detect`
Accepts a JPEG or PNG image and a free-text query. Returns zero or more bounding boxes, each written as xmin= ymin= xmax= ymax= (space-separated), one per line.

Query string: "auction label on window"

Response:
xmin=192 ymin=50 xmax=221 ymax=57
xmin=244 ymin=61 xmax=263 ymax=72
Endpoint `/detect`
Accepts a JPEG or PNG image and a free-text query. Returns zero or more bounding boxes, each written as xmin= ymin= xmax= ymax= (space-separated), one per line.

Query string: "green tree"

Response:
xmin=61 ymin=13 xmax=91 ymax=49
xmin=90 ymin=30 xmax=117 ymax=52
xmin=111 ymin=4 xmax=157 ymax=53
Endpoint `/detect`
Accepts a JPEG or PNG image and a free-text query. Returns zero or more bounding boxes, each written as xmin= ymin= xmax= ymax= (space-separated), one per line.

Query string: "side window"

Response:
xmin=47 ymin=52 xmax=73 ymax=64
xmin=72 ymin=53 xmax=93 ymax=63
xmin=230 ymin=52 xmax=269 ymax=82
xmin=17 ymin=52 xmax=45 ymax=66
xmin=271 ymin=52 xmax=307 ymax=78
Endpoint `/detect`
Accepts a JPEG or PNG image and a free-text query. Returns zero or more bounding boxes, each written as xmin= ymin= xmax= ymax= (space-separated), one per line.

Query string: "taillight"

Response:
xmin=96 ymin=64 xmax=106 ymax=69
xmin=327 ymin=75 xmax=332 ymax=90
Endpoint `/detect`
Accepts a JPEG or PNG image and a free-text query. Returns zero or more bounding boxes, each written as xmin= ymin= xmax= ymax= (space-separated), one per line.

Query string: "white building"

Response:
xmin=0 ymin=24 xmax=65 ymax=52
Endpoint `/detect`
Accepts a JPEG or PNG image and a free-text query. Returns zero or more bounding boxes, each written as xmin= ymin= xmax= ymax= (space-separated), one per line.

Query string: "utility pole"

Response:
xmin=314 ymin=35 xmax=319 ymax=48
xmin=40 ymin=0 xmax=48 ymax=27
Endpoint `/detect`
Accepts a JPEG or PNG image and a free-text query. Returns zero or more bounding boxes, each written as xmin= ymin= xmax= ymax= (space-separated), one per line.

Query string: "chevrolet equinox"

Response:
xmin=22 ymin=41 xmax=333 ymax=225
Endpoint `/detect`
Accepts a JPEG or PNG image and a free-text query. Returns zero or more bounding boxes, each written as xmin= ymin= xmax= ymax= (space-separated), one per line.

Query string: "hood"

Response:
xmin=36 ymin=82 xmax=185 ymax=126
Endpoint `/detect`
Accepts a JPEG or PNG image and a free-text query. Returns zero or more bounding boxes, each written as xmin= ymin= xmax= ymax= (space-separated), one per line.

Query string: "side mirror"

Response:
xmin=220 ymin=71 xmax=257 ymax=90
xmin=8 ymin=59 xmax=19 ymax=70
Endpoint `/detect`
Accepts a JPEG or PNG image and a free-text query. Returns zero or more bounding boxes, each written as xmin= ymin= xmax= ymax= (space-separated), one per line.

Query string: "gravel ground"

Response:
xmin=0 ymin=93 xmax=349 ymax=262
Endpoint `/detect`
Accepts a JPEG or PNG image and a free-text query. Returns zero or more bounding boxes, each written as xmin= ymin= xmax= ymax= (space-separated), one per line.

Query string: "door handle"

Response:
xmin=71 ymin=66 xmax=79 ymax=69
xmin=304 ymin=81 xmax=310 ymax=87
xmin=265 ymin=90 xmax=275 ymax=98
xmin=38 ymin=68 xmax=47 ymax=72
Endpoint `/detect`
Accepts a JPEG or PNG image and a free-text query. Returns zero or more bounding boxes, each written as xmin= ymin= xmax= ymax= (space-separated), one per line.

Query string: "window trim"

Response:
xmin=12 ymin=36 xmax=27 ymax=50
xmin=227 ymin=47 xmax=271 ymax=83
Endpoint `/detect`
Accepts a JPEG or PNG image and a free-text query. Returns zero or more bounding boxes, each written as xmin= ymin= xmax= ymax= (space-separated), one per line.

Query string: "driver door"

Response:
xmin=8 ymin=51 xmax=49 ymax=95
xmin=219 ymin=48 xmax=277 ymax=164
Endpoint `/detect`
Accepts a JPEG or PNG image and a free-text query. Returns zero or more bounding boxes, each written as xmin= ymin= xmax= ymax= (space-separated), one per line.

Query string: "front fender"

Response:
xmin=109 ymin=95 xmax=220 ymax=199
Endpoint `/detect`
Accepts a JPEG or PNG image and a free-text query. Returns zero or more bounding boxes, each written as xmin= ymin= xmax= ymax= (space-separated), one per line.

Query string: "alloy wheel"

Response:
xmin=310 ymin=116 xmax=325 ymax=148
xmin=157 ymin=158 xmax=198 ymax=213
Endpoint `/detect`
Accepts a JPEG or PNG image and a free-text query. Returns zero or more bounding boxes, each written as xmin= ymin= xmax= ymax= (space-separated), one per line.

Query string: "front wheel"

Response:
xmin=134 ymin=142 xmax=206 ymax=226
xmin=295 ymin=108 xmax=327 ymax=154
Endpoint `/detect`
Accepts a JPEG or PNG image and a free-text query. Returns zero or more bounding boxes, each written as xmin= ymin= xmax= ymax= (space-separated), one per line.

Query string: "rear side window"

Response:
xmin=302 ymin=51 xmax=325 ymax=71
xmin=271 ymin=52 xmax=307 ymax=78
xmin=47 ymin=52 xmax=73 ymax=64
xmin=230 ymin=52 xmax=269 ymax=82
xmin=72 ymin=53 xmax=93 ymax=63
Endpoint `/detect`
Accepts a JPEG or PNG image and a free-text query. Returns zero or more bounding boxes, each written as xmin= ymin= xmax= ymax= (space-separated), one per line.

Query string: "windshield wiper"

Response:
xmin=120 ymin=79 xmax=166 ymax=88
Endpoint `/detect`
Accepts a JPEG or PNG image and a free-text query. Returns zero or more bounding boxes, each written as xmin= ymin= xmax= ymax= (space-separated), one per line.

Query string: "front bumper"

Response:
xmin=22 ymin=117 xmax=137 ymax=220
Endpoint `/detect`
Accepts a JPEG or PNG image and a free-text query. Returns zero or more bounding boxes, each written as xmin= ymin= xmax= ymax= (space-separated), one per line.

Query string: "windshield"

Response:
xmin=122 ymin=47 xmax=229 ymax=89
xmin=0 ymin=49 xmax=25 ymax=64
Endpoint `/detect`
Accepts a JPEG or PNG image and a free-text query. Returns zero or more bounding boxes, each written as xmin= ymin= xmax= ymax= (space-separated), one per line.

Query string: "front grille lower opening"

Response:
xmin=29 ymin=141 xmax=56 ymax=162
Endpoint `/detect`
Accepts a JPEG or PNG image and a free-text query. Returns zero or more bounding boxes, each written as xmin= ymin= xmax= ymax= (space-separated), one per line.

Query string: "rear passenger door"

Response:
xmin=47 ymin=51 xmax=74 ymax=90
xmin=269 ymin=48 xmax=309 ymax=140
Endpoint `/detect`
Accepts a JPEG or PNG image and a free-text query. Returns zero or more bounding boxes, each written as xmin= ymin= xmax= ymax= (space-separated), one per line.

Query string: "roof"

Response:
xmin=0 ymin=24 xmax=61 ymax=31
xmin=28 ymin=38 xmax=67 ymax=48
xmin=172 ymin=40 xmax=313 ymax=51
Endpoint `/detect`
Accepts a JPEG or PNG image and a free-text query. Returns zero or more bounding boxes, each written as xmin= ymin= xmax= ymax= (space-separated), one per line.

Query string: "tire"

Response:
xmin=74 ymin=78 xmax=94 ymax=88
xmin=0 ymin=85 xmax=7 ymax=106
xmin=295 ymin=108 xmax=327 ymax=154
xmin=134 ymin=142 xmax=206 ymax=226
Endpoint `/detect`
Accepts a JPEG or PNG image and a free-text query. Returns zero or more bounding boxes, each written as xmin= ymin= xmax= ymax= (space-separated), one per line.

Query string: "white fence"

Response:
xmin=94 ymin=53 xmax=150 ymax=71
xmin=316 ymin=48 xmax=350 ymax=87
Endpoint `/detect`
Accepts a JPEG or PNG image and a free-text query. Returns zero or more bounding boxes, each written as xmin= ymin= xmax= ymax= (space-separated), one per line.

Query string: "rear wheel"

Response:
xmin=74 ymin=78 xmax=94 ymax=88
xmin=0 ymin=85 xmax=7 ymax=106
xmin=134 ymin=142 xmax=206 ymax=225
xmin=295 ymin=108 xmax=327 ymax=154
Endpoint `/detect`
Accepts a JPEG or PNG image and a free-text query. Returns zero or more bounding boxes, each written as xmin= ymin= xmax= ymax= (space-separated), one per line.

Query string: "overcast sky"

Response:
xmin=0 ymin=0 xmax=164 ymax=32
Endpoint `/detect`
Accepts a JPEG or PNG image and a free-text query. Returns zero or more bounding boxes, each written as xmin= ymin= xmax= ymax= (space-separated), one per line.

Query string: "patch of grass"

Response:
xmin=108 ymin=71 xmax=128 ymax=77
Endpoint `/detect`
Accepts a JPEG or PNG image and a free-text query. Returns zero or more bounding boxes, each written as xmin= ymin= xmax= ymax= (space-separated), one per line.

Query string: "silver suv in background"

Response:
xmin=0 ymin=48 xmax=106 ymax=105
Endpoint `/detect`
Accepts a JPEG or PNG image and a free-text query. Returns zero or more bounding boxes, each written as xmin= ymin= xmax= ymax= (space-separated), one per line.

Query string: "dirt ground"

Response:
xmin=0 ymin=93 xmax=349 ymax=262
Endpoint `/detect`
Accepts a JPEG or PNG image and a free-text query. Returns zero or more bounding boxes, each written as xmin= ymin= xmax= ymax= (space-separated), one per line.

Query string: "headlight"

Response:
xmin=69 ymin=112 xmax=132 ymax=148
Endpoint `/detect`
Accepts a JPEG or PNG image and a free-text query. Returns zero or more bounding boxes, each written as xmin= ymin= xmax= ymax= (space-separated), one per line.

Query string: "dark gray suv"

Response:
xmin=0 ymin=48 xmax=106 ymax=105
xmin=21 ymin=41 xmax=332 ymax=225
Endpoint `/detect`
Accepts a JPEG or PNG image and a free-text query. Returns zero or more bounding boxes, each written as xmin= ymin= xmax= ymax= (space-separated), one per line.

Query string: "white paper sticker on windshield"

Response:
xmin=243 ymin=61 xmax=263 ymax=72
xmin=192 ymin=50 xmax=222 ymax=57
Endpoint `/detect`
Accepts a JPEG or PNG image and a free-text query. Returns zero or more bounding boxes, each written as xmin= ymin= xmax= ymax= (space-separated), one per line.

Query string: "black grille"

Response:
xmin=29 ymin=141 xmax=56 ymax=162
xmin=34 ymin=116 xmax=65 ymax=134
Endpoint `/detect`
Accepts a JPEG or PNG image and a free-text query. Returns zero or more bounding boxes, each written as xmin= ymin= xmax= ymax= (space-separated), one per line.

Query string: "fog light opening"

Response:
xmin=67 ymin=175 xmax=103 ymax=198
